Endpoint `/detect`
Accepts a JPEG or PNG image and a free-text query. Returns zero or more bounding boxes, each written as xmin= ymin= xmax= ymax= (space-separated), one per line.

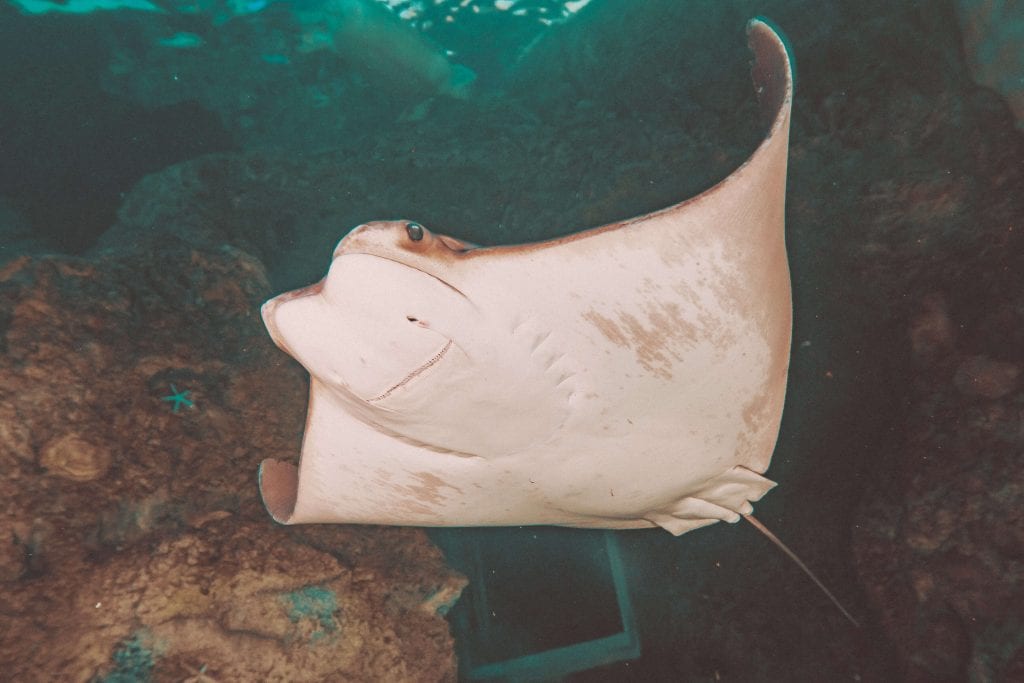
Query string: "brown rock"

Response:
xmin=0 ymin=409 xmax=33 ymax=463
xmin=3 ymin=522 xmax=463 ymax=681
xmin=909 ymin=294 xmax=955 ymax=363
xmin=906 ymin=604 xmax=970 ymax=682
xmin=0 ymin=522 xmax=28 ymax=582
xmin=953 ymin=355 xmax=1020 ymax=399
xmin=856 ymin=317 xmax=1024 ymax=680
xmin=0 ymin=244 xmax=464 ymax=680
xmin=38 ymin=434 xmax=112 ymax=482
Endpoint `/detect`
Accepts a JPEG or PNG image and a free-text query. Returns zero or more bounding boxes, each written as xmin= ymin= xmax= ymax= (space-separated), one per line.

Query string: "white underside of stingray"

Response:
xmin=259 ymin=18 xmax=795 ymax=536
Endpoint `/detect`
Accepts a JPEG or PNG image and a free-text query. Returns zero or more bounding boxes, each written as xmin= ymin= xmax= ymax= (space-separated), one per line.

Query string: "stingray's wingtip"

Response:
xmin=259 ymin=458 xmax=299 ymax=524
xmin=746 ymin=16 xmax=787 ymax=46
xmin=747 ymin=16 xmax=778 ymax=33
xmin=747 ymin=16 xmax=797 ymax=89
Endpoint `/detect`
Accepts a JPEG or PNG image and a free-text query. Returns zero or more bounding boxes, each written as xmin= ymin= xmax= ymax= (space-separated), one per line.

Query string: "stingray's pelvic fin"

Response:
xmin=742 ymin=513 xmax=861 ymax=627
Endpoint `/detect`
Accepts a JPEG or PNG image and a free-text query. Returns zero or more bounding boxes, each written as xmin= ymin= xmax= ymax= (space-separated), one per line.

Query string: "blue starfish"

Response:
xmin=161 ymin=384 xmax=195 ymax=413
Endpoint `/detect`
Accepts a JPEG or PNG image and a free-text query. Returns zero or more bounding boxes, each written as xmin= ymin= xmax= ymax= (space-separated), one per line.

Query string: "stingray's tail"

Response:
xmin=742 ymin=514 xmax=860 ymax=627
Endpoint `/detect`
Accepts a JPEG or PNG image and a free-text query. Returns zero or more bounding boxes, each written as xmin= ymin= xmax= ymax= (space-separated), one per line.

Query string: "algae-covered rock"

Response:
xmin=0 ymin=241 xmax=464 ymax=681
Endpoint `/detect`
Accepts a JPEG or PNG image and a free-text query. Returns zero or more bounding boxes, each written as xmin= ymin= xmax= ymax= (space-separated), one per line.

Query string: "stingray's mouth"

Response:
xmin=366 ymin=338 xmax=454 ymax=403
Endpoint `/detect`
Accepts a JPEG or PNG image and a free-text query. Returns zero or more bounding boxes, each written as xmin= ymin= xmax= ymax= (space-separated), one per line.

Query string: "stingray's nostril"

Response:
xmin=405 ymin=222 xmax=425 ymax=241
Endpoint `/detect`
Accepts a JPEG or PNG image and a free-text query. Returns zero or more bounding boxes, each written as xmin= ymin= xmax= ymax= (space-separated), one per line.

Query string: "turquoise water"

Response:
xmin=3 ymin=0 xmax=1021 ymax=680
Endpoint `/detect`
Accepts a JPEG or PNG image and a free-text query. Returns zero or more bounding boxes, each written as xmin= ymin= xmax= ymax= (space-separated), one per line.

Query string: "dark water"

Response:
xmin=2 ymin=0 xmax=1020 ymax=680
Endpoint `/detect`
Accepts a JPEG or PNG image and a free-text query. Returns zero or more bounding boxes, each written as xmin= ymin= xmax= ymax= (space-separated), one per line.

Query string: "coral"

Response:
xmin=100 ymin=632 xmax=160 ymax=683
xmin=281 ymin=586 xmax=340 ymax=642
xmin=853 ymin=212 xmax=1024 ymax=679
xmin=38 ymin=434 xmax=112 ymax=482
xmin=0 ymin=241 xmax=465 ymax=681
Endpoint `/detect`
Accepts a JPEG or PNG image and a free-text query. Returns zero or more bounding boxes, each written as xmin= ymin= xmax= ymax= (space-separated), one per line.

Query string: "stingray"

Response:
xmin=259 ymin=19 xmax=858 ymax=625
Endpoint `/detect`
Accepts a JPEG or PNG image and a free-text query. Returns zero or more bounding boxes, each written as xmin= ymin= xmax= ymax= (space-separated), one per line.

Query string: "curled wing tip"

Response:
xmin=746 ymin=16 xmax=795 ymax=125
xmin=259 ymin=458 xmax=299 ymax=524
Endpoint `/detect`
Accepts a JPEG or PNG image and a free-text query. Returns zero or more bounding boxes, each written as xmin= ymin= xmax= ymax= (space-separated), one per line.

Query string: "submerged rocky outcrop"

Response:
xmin=0 ymin=240 xmax=465 ymax=681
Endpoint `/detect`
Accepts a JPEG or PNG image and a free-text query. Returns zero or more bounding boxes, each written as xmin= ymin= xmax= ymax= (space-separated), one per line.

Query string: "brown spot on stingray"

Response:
xmin=618 ymin=312 xmax=678 ymax=380
xmin=586 ymin=300 xmax=707 ymax=380
xmin=405 ymin=472 xmax=463 ymax=506
xmin=582 ymin=309 xmax=630 ymax=348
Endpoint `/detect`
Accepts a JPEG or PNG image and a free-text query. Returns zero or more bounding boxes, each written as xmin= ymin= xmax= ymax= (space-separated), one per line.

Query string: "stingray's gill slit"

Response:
xmin=742 ymin=513 xmax=860 ymax=627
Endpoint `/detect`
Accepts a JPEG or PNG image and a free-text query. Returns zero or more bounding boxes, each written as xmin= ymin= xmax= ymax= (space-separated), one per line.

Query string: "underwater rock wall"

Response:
xmin=854 ymin=307 xmax=1024 ymax=681
xmin=955 ymin=0 xmax=1024 ymax=129
xmin=852 ymin=207 xmax=1024 ymax=679
xmin=0 ymin=239 xmax=465 ymax=680
xmin=847 ymin=4 xmax=1024 ymax=677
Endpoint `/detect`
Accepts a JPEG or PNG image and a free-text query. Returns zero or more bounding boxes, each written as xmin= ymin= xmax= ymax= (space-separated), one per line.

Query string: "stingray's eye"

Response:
xmin=405 ymin=222 xmax=425 ymax=242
